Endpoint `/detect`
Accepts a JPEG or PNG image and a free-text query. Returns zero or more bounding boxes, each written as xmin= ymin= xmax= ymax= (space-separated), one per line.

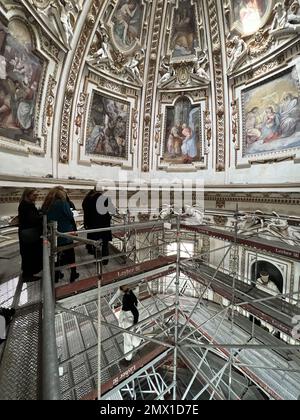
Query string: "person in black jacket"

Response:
xmin=82 ymin=189 xmax=113 ymax=265
xmin=120 ymin=285 xmax=139 ymax=325
xmin=18 ymin=188 xmax=42 ymax=282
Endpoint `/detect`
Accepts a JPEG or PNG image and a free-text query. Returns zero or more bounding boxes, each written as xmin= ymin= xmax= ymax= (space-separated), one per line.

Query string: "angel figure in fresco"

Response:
xmin=115 ymin=0 xmax=138 ymax=45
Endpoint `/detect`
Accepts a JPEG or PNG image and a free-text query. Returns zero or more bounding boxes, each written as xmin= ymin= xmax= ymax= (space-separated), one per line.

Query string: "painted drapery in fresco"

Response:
xmin=163 ymin=97 xmax=201 ymax=164
xmin=243 ymin=67 xmax=300 ymax=156
xmin=0 ymin=21 xmax=42 ymax=142
xmin=112 ymin=0 xmax=144 ymax=51
xmin=86 ymin=92 xmax=130 ymax=159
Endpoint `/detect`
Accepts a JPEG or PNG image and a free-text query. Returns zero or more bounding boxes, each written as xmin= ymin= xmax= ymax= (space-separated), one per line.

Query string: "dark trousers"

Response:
xmin=87 ymin=240 xmax=109 ymax=264
xmin=60 ymin=248 xmax=76 ymax=267
xmin=55 ymin=248 xmax=77 ymax=282
xmin=124 ymin=306 xmax=139 ymax=325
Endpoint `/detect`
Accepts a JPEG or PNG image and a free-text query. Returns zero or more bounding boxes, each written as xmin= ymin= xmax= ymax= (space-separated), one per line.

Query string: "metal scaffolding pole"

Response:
xmin=173 ymin=215 xmax=181 ymax=400
xmin=41 ymin=212 xmax=300 ymax=401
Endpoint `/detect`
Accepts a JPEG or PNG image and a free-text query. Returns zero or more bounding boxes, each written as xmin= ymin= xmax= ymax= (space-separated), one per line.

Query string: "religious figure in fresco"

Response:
xmin=112 ymin=0 xmax=144 ymax=50
xmin=86 ymin=93 xmax=129 ymax=159
xmin=0 ymin=22 xmax=42 ymax=142
xmin=170 ymin=0 xmax=198 ymax=58
xmin=181 ymin=124 xmax=198 ymax=163
xmin=243 ymin=67 xmax=300 ymax=156
xmin=164 ymin=98 xmax=201 ymax=164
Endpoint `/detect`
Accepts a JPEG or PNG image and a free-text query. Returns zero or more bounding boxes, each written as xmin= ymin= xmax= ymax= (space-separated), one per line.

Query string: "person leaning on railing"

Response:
xmin=42 ymin=187 xmax=79 ymax=283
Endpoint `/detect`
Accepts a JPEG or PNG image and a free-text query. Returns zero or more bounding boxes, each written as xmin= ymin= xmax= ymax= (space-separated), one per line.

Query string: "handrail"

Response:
xmin=42 ymin=215 xmax=61 ymax=400
xmin=58 ymin=219 xmax=165 ymax=236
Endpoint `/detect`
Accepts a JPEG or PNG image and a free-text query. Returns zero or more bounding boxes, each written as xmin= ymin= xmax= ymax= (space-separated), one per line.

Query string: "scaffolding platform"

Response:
xmin=182 ymin=224 xmax=300 ymax=261
xmin=177 ymin=296 xmax=300 ymax=400
xmin=181 ymin=262 xmax=300 ymax=336
xmin=56 ymin=256 xmax=177 ymax=300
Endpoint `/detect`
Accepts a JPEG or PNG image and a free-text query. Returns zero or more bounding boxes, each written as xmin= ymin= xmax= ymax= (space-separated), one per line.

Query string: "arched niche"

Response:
xmin=251 ymin=260 xmax=284 ymax=293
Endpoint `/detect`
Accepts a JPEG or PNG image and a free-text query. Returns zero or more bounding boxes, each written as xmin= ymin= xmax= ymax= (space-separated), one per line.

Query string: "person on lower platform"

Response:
xmin=0 ymin=307 xmax=15 ymax=345
xmin=120 ymin=285 xmax=139 ymax=325
xmin=109 ymin=285 xmax=141 ymax=361
xmin=42 ymin=187 xmax=79 ymax=283
xmin=18 ymin=188 xmax=43 ymax=282
xmin=82 ymin=189 xmax=113 ymax=265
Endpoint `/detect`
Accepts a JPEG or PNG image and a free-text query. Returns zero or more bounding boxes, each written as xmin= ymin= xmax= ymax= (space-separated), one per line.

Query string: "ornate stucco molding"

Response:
xmin=141 ymin=0 xmax=164 ymax=172
xmin=59 ymin=0 xmax=103 ymax=163
xmin=207 ymin=0 xmax=225 ymax=171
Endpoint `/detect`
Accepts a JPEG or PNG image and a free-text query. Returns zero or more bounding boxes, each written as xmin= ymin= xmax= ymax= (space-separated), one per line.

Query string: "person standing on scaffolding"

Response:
xmin=109 ymin=285 xmax=141 ymax=361
xmin=120 ymin=285 xmax=139 ymax=325
xmin=82 ymin=188 xmax=114 ymax=265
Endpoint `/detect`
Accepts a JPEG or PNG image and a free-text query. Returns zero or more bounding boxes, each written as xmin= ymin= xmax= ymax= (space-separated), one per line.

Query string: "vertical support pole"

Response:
xmin=42 ymin=215 xmax=61 ymax=400
xmin=229 ymin=205 xmax=239 ymax=400
xmin=49 ymin=221 xmax=57 ymax=289
xmin=97 ymin=240 xmax=103 ymax=401
xmin=173 ymin=214 xmax=180 ymax=400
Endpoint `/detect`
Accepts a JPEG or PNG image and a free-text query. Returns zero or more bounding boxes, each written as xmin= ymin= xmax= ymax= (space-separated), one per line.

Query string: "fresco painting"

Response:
xmin=0 ymin=21 xmax=42 ymax=142
xmin=112 ymin=0 xmax=144 ymax=50
xmin=163 ymin=97 xmax=201 ymax=164
xmin=243 ymin=67 xmax=300 ymax=156
xmin=86 ymin=92 xmax=130 ymax=159
xmin=231 ymin=0 xmax=270 ymax=36
xmin=170 ymin=0 xmax=198 ymax=58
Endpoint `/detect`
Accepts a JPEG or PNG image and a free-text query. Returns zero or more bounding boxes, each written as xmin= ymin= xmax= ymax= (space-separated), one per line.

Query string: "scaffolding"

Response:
xmin=0 ymin=211 xmax=300 ymax=400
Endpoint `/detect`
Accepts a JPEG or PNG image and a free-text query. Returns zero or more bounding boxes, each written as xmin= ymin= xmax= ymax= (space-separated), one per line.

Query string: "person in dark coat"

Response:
xmin=18 ymin=188 xmax=42 ymax=282
xmin=120 ymin=285 xmax=139 ymax=325
xmin=42 ymin=187 xmax=79 ymax=283
xmin=82 ymin=189 xmax=113 ymax=265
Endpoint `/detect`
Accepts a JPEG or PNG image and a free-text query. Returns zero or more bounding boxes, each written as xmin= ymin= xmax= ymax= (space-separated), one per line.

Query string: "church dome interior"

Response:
xmin=0 ymin=0 xmax=300 ymax=401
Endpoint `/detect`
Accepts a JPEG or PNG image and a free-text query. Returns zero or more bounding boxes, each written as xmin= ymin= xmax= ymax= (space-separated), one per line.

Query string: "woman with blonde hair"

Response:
xmin=42 ymin=187 xmax=79 ymax=283
xmin=18 ymin=188 xmax=42 ymax=282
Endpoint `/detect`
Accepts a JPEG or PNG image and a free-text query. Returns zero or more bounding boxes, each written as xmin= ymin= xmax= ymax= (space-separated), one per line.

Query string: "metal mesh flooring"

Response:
xmin=0 ymin=303 xmax=42 ymax=400
xmin=56 ymin=293 xmax=172 ymax=400
xmin=56 ymin=297 xmax=125 ymax=400
xmin=176 ymin=296 xmax=300 ymax=400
